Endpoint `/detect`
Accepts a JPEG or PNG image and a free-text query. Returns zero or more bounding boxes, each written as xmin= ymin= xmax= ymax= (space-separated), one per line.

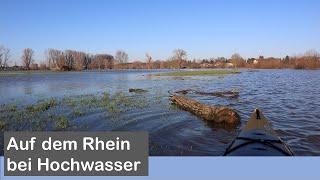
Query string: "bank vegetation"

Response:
xmin=1 ymin=45 xmax=319 ymax=71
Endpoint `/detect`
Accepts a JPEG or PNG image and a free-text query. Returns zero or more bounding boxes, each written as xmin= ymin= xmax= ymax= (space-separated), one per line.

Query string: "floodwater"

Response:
xmin=0 ymin=69 xmax=320 ymax=156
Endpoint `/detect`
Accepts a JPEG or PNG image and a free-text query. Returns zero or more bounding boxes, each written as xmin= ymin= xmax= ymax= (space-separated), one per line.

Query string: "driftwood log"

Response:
xmin=197 ymin=90 xmax=239 ymax=98
xmin=175 ymin=89 xmax=239 ymax=98
xmin=129 ymin=88 xmax=148 ymax=93
xmin=170 ymin=94 xmax=240 ymax=125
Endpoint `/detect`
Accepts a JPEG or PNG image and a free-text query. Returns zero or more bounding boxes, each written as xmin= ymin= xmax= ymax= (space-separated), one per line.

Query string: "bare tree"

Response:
xmin=45 ymin=48 xmax=64 ymax=70
xmin=172 ymin=49 xmax=187 ymax=69
xmin=304 ymin=49 xmax=320 ymax=59
xmin=115 ymin=50 xmax=128 ymax=64
xmin=83 ymin=53 xmax=93 ymax=70
xmin=0 ymin=45 xmax=10 ymax=68
xmin=71 ymin=51 xmax=86 ymax=71
xmin=230 ymin=53 xmax=244 ymax=68
xmin=146 ymin=53 xmax=153 ymax=69
xmin=22 ymin=48 xmax=34 ymax=70
xmin=56 ymin=53 xmax=66 ymax=70
xmin=64 ymin=50 xmax=75 ymax=70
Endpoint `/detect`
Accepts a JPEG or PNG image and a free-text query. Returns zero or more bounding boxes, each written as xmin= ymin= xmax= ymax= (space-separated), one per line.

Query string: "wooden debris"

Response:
xmin=129 ymin=88 xmax=148 ymax=93
xmin=174 ymin=89 xmax=239 ymax=98
xmin=197 ymin=91 xmax=239 ymax=98
xmin=174 ymin=89 xmax=192 ymax=95
xmin=170 ymin=94 xmax=240 ymax=125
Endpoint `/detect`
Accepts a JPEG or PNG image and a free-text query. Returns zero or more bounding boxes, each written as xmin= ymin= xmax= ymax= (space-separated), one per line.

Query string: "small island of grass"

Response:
xmin=157 ymin=69 xmax=240 ymax=76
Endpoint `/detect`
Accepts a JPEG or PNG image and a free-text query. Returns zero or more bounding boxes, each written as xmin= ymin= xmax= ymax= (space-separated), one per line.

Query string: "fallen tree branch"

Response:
xmin=174 ymin=89 xmax=239 ymax=98
xmin=170 ymin=94 xmax=240 ymax=125
xmin=129 ymin=88 xmax=148 ymax=93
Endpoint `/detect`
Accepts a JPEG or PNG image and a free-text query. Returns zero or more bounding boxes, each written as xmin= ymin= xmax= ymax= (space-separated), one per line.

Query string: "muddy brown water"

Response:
xmin=0 ymin=69 xmax=320 ymax=155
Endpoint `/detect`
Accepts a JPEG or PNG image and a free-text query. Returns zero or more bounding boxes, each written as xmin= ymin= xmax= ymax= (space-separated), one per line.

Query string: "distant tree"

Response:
xmin=22 ymin=48 xmax=34 ymax=70
xmin=72 ymin=51 xmax=86 ymax=71
xmin=146 ymin=53 xmax=153 ymax=69
xmin=172 ymin=49 xmax=187 ymax=69
xmin=115 ymin=50 xmax=128 ymax=64
xmin=304 ymin=49 xmax=320 ymax=58
xmin=91 ymin=54 xmax=114 ymax=70
xmin=83 ymin=53 xmax=93 ymax=70
xmin=0 ymin=45 xmax=10 ymax=68
xmin=216 ymin=57 xmax=227 ymax=62
xmin=46 ymin=48 xmax=63 ymax=69
xmin=64 ymin=50 xmax=75 ymax=70
xmin=230 ymin=53 xmax=245 ymax=68
xmin=283 ymin=55 xmax=290 ymax=65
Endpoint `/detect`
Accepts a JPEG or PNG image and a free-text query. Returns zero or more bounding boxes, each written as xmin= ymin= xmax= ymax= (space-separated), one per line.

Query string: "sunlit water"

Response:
xmin=0 ymin=69 xmax=319 ymax=155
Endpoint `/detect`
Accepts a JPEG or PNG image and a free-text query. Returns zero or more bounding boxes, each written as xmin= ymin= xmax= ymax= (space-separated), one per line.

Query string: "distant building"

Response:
xmin=200 ymin=63 xmax=215 ymax=68
xmin=30 ymin=63 xmax=39 ymax=70
xmin=225 ymin=63 xmax=234 ymax=68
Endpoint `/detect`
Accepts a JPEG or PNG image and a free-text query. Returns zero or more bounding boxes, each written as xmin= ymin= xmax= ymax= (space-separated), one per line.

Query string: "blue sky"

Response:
xmin=1 ymin=0 xmax=319 ymax=64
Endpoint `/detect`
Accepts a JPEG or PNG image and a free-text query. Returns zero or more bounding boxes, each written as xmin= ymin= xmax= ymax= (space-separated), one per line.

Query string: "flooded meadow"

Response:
xmin=0 ymin=69 xmax=320 ymax=155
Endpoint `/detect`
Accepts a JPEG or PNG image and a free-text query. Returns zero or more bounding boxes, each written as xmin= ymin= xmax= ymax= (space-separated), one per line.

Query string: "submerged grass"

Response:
xmin=0 ymin=90 xmax=151 ymax=131
xmin=0 ymin=120 xmax=6 ymax=131
xmin=0 ymin=104 xmax=17 ymax=112
xmin=55 ymin=116 xmax=69 ymax=130
xmin=158 ymin=69 xmax=240 ymax=76
xmin=26 ymin=98 xmax=57 ymax=112
xmin=73 ymin=109 xmax=84 ymax=117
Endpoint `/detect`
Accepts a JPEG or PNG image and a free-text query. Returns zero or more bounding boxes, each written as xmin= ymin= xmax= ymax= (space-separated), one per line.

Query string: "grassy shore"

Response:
xmin=0 ymin=70 xmax=59 ymax=76
xmin=157 ymin=69 xmax=240 ymax=76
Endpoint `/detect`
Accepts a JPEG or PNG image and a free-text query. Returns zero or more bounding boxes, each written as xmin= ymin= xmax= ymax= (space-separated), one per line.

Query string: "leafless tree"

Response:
xmin=83 ymin=53 xmax=93 ymax=69
xmin=115 ymin=50 xmax=128 ymax=64
xmin=231 ymin=53 xmax=244 ymax=68
xmin=93 ymin=54 xmax=114 ymax=70
xmin=71 ymin=51 xmax=86 ymax=71
xmin=304 ymin=49 xmax=320 ymax=60
xmin=172 ymin=49 xmax=187 ymax=69
xmin=0 ymin=45 xmax=10 ymax=68
xmin=64 ymin=50 xmax=75 ymax=70
xmin=22 ymin=48 xmax=34 ymax=70
xmin=46 ymin=49 xmax=63 ymax=69
xmin=57 ymin=53 xmax=66 ymax=70
xmin=146 ymin=53 xmax=153 ymax=69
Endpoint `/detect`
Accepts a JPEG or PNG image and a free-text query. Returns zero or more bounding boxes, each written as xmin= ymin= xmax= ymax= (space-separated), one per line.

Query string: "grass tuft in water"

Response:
xmin=2 ymin=104 xmax=17 ymax=112
xmin=73 ymin=109 xmax=84 ymax=117
xmin=26 ymin=98 xmax=57 ymax=112
xmin=55 ymin=116 xmax=69 ymax=130
xmin=0 ymin=120 xmax=6 ymax=131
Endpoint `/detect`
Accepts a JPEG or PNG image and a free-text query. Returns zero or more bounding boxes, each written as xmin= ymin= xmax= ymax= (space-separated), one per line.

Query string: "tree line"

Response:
xmin=0 ymin=45 xmax=319 ymax=70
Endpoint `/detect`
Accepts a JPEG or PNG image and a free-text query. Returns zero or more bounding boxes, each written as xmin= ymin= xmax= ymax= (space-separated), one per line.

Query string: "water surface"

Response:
xmin=1 ymin=69 xmax=319 ymax=155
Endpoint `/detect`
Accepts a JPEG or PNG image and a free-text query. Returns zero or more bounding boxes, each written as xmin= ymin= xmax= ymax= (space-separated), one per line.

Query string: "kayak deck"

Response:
xmin=224 ymin=109 xmax=294 ymax=156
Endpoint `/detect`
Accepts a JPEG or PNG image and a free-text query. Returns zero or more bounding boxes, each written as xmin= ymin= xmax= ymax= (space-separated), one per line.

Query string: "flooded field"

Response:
xmin=1 ymin=69 xmax=320 ymax=155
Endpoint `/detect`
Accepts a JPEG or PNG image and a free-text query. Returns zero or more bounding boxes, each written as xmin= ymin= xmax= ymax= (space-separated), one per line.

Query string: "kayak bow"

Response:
xmin=223 ymin=109 xmax=294 ymax=156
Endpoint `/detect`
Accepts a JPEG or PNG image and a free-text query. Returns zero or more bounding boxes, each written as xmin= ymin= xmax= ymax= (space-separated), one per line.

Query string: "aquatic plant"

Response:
xmin=0 ymin=120 xmax=6 ymax=131
xmin=26 ymin=98 xmax=57 ymax=112
xmin=80 ymin=95 xmax=98 ymax=107
xmin=62 ymin=97 xmax=76 ymax=107
xmin=107 ymin=101 xmax=119 ymax=114
xmin=55 ymin=116 xmax=69 ymax=130
xmin=3 ymin=104 xmax=17 ymax=112
xmin=99 ymin=91 xmax=110 ymax=106
xmin=73 ymin=109 xmax=84 ymax=117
